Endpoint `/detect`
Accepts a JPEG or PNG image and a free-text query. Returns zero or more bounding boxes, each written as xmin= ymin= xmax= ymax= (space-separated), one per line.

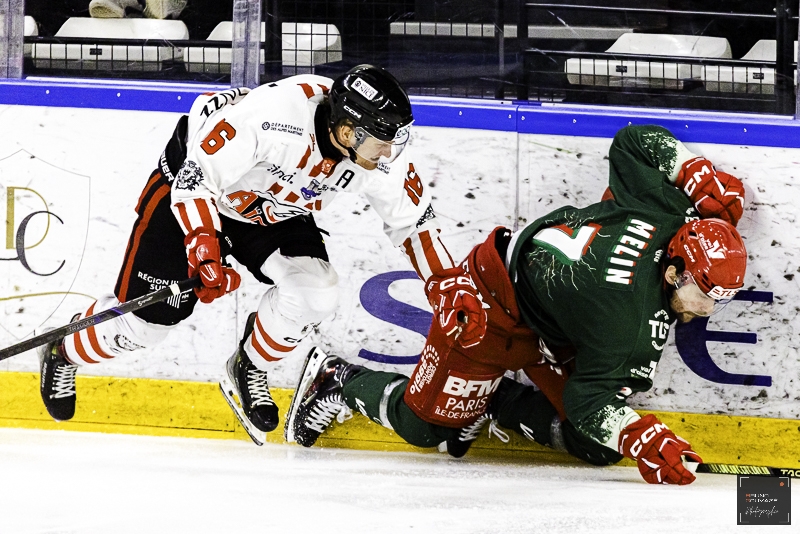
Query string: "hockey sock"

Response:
xmin=492 ymin=379 xmax=625 ymax=465
xmin=342 ymin=370 xmax=459 ymax=448
xmin=493 ymin=379 xmax=558 ymax=447
xmin=560 ymin=421 xmax=624 ymax=466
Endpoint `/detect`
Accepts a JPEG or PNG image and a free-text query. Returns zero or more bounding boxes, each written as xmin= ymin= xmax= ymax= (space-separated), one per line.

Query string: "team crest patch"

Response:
xmin=415 ymin=204 xmax=435 ymax=228
xmin=175 ymin=160 xmax=205 ymax=191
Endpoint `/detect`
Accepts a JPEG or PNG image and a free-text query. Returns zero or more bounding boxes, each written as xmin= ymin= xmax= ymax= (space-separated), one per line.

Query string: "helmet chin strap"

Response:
xmin=346 ymin=147 xmax=359 ymax=163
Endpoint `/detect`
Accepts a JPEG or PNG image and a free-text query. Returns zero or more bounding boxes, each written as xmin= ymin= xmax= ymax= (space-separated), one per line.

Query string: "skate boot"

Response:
xmin=442 ymin=413 xmax=509 ymax=458
xmin=442 ymin=378 xmax=512 ymax=458
xmin=219 ymin=313 xmax=279 ymax=446
xmin=284 ymin=347 xmax=363 ymax=447
xmin=38 ymin=317 xmax=80 ymax=422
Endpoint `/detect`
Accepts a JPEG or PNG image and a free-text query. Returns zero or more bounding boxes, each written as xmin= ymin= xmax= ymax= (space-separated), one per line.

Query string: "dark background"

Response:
xmin=22 ymin=0 xmax=796 ymax=113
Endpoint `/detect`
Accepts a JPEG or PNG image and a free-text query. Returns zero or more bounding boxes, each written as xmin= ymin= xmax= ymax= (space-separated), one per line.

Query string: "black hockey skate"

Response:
xmin=442 ymin=379 xmax=511 ymax=458
xmin=38 ymin=317 xmax=79 ymax=422
xmin=442 ymin=414 xmax=488 ymax=458
xmin=284 ymin=347 xmax=362 ymax=447
xmin=219 ymin=313 xmax=279 ymax=446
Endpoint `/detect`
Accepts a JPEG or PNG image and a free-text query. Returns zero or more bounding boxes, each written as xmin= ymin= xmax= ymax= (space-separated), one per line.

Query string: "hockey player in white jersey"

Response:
xmin=37 ymin=65 xmax=487 ymax=445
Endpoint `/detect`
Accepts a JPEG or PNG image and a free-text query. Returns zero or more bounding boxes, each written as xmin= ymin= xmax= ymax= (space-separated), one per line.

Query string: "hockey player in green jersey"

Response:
xmin=285 ymin=124 xmax=747 ymax=486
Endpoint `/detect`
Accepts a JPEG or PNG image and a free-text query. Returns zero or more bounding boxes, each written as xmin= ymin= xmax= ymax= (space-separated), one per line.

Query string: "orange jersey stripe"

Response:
xmin=285 ymin=191 xmax=300 ymax=203
xmin=403 ymin=237 xmax=423 ymax=279
xmin=255 ymin=316 xmax=294 ymax=353
xmin=71 ymin=329 xmax=96 ymax=364
xmin=297 ymin=146 xmax=312 ymax=169
xmin=250 ymin=333 xmax=282 ymax=362
xmin=419 ymin=230 xmax=445 ymax=274
xmin=442 ymin=237 xmax=455 ymax=266
xmin=120 ymin=173 xmax=162 ymax=297
xmin=194 ymin=198 xmax=217 ymax=230
xmin=175 ymin=202 xmax=193 ymax=234
xmin=135 ymin=172 xmax=162 ymax=214
xmin=118 ymin=184 xmax=171 ymax=302
xmin=85 ymin=302 xmax=113 ymax=360
xmin=298 ymin=83 xmax=315 ymax=98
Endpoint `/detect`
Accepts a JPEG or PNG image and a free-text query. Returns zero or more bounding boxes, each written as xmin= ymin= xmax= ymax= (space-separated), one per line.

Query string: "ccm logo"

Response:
xmin=439 ymin=276 xmax=473 ymax=290
xmin=628 ymin=422 xmax=670 ymax=457
xmin=683 ymin=164 xmax=711 ymax=196
xmin=443 ymin=376 xmax=502 ymax=398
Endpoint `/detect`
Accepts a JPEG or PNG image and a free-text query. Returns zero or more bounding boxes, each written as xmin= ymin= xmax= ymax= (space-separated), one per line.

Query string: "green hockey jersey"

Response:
xmin=509 ymin=125 xmax=700 ymax=443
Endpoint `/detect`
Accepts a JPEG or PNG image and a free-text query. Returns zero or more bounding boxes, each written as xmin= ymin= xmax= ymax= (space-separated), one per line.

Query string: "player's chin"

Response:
xmin=677 ymin=311 xmax=699 ymax=323
xmin=357 ymin=159 xmax=379 ymax=170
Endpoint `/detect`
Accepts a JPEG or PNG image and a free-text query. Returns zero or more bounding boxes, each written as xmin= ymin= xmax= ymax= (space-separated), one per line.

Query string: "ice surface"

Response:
xmin=0 ymin=428 xmax=792 ymax=534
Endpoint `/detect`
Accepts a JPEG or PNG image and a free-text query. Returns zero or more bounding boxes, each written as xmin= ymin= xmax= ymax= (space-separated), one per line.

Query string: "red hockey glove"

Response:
xmin=185 ymin=228 xmax=241 ymax=304
xmin=425 ymin=267 xmax=487 ymax=348
xmin=676 ymin=157 xmax=745 ymax=226
xmin=618 ymin=414 xmax=703 ymax=485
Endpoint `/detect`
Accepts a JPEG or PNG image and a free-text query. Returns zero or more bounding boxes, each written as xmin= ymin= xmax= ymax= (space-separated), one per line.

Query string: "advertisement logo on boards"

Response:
xmin=0 ymin=150 xmax=90 ymax=341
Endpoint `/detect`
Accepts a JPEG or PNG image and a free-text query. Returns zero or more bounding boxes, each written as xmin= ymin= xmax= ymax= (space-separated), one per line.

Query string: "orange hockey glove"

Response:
xmin=676 ymin=156 xmax=745 ymax=226
xmin=185 ymin=228 xmax=241 ymax=304
xmin=618 ymin=414 xmax=703 ymax=485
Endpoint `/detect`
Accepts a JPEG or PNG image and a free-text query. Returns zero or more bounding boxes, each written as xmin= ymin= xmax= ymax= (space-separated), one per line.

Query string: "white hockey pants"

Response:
xmin=61 ymin=255 xmax=339 ymax=370
xmin=244 ymin=254 xmax=339 ymax=371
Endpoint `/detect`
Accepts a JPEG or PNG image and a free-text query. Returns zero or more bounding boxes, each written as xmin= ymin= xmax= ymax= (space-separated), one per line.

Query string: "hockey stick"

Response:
xmin=0 ymin=276 xmax=201 ymax=362
xmin=697 ymin=464 xmax=800 ymax=478
xmin=689 ymin=461 xmax=799 ymax=478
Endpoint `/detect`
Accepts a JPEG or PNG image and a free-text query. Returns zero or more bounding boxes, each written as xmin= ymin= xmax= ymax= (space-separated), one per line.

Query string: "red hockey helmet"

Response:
xmin=667 ymin=218 xmax=747 ymax=300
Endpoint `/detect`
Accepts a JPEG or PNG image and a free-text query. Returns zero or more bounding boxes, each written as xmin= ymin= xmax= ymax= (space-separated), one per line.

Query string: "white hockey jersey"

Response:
xmin=169 ymin=74 xmax=454 ymax=281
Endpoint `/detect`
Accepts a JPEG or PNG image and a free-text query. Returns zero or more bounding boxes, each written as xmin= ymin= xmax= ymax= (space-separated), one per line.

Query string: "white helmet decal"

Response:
xmin=352 ymin=78 xmax=378 ymax=101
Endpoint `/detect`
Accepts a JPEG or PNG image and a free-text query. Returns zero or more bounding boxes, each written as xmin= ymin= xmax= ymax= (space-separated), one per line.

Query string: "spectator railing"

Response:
xmin=520 ymin=1 xmax=800 ymax=115
xmin=11 ymin=0 xmax=800 ymax=116
xmin=26 ymin=36 xmax=226 ymax=81
xmin=24 ymin=22 xmax=343 ymax=83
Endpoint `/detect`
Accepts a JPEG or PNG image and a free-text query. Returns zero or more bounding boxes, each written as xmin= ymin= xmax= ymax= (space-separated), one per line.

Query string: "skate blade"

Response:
xmin=219 ymin=375 xmax=266 ymax=447
xmin=284 ymin=346 xmax=329 ymax=443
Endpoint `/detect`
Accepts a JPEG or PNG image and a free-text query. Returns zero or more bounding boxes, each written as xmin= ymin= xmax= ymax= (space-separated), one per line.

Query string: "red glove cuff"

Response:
xmin=184 ymin=228 xmax=240 ymax=303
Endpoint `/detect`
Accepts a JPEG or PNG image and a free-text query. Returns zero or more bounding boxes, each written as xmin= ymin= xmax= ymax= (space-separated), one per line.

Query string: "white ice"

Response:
xmin=0 ymin=428 xmax=792 ymax=534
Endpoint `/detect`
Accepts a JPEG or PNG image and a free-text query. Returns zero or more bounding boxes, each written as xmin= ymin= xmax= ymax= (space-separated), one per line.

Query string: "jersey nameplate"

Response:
xmin=601 ymin=218 xmax=656 ymax=291
xmin=199 ymin=87 xmax=249 ymax=118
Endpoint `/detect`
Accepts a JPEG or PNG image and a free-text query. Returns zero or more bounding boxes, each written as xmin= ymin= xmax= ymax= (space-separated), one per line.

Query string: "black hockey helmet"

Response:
xmin=329 ymin=65 xmax=413 ymax=145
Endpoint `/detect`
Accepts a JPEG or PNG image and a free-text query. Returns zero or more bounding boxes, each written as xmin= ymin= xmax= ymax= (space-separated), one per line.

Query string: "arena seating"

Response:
xmin=24 ymin=16 xmax=38 ymax=58
xmin=565 ymin=33 xmax=732 ymax=89
xmin=389 ymin=22 xmax=632 ymax=40
xmin=281 ymin=22 xmax=342 ymax=73
xmin=183 ymin=22 xmax=341 ymax=74
xmin=31 ymin=17 xmax=189 ymax=71
xmin=703 ymin=39 xmax=798 ymax=94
